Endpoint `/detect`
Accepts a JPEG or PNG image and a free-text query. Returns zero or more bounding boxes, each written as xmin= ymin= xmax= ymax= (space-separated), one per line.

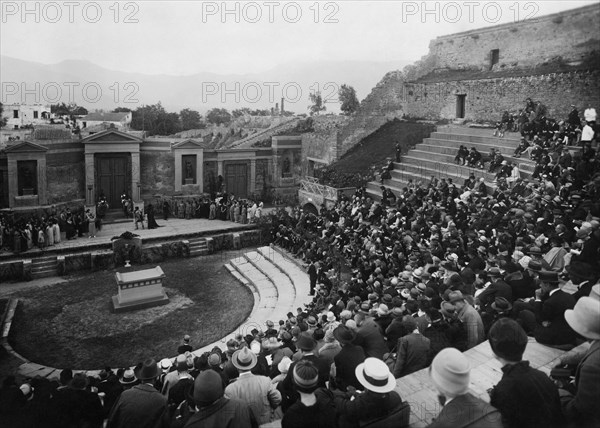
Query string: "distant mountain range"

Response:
xmin=0 ymin=56 xmax=409 ymax=114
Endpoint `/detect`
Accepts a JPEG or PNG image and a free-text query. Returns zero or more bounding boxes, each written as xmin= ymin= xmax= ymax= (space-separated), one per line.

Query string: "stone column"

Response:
xmin=196 ymin=150 xmax=204 ymax=193
xmin=37 ymin=157 xmax=47 ymax=205
xmin=7 ymin=159 xmax=17 ymax=208
xmin=131 ymin=152 xmax=141 ymax=201
xmin=85 ymin=153 xmax=95 ymax=205
xmin=217 ymin=160 xmax=223 ymax=177
xmin=249 ymin=158 xmax=256 ymax=195
xmin=174 ymin=151 xmax=182 ymax=192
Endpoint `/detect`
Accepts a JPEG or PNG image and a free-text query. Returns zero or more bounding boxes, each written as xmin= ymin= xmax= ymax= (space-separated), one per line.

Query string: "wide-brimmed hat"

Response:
xmin=440 ymin=261 xmax=457 ymax=272
xmin=231 ymin=347 xmax=258 ymax=371
xmin=566 ymin=261 xmax=598 ymax=280
xmin=262 ymin=336 xmax=283 ymax=350
xmin=448 ymin=291 xmax=465 ymax=303
xmin=295 ymin=333 xmax=317 ymax=351
xmin=440 ymin=301 xmax=456 ymax=318
xmin=565 ymin=297 xmax=600 ymax=340
xmin=119 ymin=368 xmax=137 ymax=385
xmin=355 ymin=358 xmax=396 ymax=393
xmin=528 ymin=246 xmax=542 ymax=255
xmin=159 ymin=358 xmax=173 ymax=371
xmin=135 ymin=359 xmax=160 ymax=381
xmin=491 ymin=297 xmax=512 ymax=313
xmin=565 ymin=296 xmax=600 ymax=340
xmin=538 ymin=270 xmax=559 ymax=284
xmin=333 ymin=325 xmax=356 ymax=344
xmin=487 ymin=267 xmax=502 ymax=277
xmin=429 ymin=348 xmax=471 ymax=397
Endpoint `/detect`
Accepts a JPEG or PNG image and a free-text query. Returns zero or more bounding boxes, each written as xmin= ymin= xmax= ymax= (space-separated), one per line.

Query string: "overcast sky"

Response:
xmin=1 ymin=1 xmax=596 ymax=75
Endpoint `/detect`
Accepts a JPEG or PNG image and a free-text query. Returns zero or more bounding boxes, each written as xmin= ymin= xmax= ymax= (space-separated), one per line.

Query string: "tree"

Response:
xmin=206 ymin=108 xmax=232 ymax=126
xmin=0 ymin=103 xmax=7 ymax=128
xmin=130 ymin=102 xmax=181 ymax=136
xmin=113 ymin=107 xmax=132 ymax=113
xmin=308 ymin=91 xmax=326 ymax=116
xmin=179 ymin=108 xmax=202 ymax=130
xmin=71 ymin=106 xmax=88 ymax=116
xmin=339 ymin=84 xmax=359 ymax=115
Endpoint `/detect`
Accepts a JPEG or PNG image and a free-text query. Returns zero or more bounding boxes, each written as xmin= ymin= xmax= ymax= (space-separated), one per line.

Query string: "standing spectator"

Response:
xmin=333 ymin=358 xmax=406 ymax=428
xmin=107 ymin=359 xmax=168 ymax=428
xmin=225 ymin=347 xmax=281 ymax=425
xmin=134 ymin=207 xmax=145 ymax=230
xmin=393 ymin=317 xmax=431 ymax=378
xmin=184 ymin=370 xmax=256 ymax=428
xmin=448 ymin=291 xmax=485 ymax=349
xmin=282 ymin=360 xmax=336 ymax=428
xmin=178 ymin=335 xmax=193 ymax=354
xmin=427 ymin=348 xmax=502 ymax=428
xmin=332 ymin=325 xmax=366 ymax=391
xmin=488 ymin=318 xmax=564 ymax=428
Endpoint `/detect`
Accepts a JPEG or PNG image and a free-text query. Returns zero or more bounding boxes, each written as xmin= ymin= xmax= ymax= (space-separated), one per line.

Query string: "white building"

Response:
xmin=2 ymin=104 xmax=51 ymax=129
xmin=81 ymin=112 xmax=132 ymax=129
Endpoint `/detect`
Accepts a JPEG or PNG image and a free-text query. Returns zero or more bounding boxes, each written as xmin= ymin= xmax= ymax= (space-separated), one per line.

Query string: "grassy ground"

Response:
xmin=7 ymin=249 xmax=254 ymax=370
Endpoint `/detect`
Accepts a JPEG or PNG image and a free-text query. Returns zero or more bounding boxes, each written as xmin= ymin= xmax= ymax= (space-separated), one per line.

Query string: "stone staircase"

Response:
xmin=31 ymin=256 xmax=58 ymax=279
xmin=367 ymin=126 xmax=536 ymax=200
xmin=188 ymin=238 xmax=208 ymax=257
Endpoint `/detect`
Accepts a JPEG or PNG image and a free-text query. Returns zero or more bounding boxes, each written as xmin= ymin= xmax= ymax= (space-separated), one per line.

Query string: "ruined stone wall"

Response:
xmin=404 ymin=70 xmax=600 ymax=122
xmin=407 ymin=4 xmax=600 ymax=79
xmin=140 ymin=151 xmax=175 ymax=198
xmin=301 ymin=115 xmax=352 ymax=175
xmin=45 ymin=143 xmax=85 ymax=204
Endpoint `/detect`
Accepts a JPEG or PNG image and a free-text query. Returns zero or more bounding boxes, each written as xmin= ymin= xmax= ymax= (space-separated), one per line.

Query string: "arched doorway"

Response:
xmin=302 ymin=203 xmax=318 ymax=215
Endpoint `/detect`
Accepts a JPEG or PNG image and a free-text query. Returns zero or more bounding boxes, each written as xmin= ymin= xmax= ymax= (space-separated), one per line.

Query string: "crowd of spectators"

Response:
xmin=1 ymin=102 xmax=599 ymax=428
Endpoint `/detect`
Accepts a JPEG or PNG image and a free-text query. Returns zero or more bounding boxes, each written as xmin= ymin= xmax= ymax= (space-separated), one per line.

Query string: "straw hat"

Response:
xmin=564 ymin=297 xmax=600 ymax=340
xmin=355 ymin=358 xmax=396 ymax=393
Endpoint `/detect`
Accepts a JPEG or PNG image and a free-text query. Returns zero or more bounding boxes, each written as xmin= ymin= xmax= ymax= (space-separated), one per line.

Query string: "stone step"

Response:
xmin=257 ymin=246 xmax=312 ymax=304
xmin=31 ymin=259 xmax=58 ymax=268
xmin=403 ymin=151 xmax=534 ymax=176
xmin=31 ymin=265 xmax=57 ymax=272
xmin=423 ymin=139 xmax=534 ymax=165
xmin=230 ymin=257 xmax=279 ymax=306
xmin=31 ymin=270 xmax=58 ymax=279
xmin=431 ymin=132 xmax=520 ymax=146
xmin=394 ymin=155 xmax=533 ymax=181
xmin=244 ymin=252 xmax=296 ymax=316
xmin=434 ymin=127 xmax=521 ymax=140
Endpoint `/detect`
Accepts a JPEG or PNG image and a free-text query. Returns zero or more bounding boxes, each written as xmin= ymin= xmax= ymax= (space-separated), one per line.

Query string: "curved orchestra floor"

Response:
xmin=8 ymin=250 xmax=254 ymax=370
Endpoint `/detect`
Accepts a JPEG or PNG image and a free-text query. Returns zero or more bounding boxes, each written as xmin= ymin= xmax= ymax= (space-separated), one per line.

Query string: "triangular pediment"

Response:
xmin=82 ymin=129 xmax=143 ymax=144
xmin=4 ymin=140 xmax=48 ymax=153
xmin=172 ymin=139 xmax=207 ymax=150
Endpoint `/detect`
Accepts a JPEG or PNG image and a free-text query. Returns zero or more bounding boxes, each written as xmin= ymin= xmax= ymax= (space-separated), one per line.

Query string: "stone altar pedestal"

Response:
xmin=111 ymin=266 xmax=169 ymax=313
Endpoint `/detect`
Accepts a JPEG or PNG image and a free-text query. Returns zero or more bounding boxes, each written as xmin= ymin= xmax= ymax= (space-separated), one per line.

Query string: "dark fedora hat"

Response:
xmin=488 ymin=267 xmax=503 ymax=277
xmin=491 ymin=297 xmax=512 ymax=313
xmin=538 ymin=270 xmax=559 ymax=284
xmin=135 ymin=359 xmax=160 ymax=381
xmin=333 ymin=325 xmax=356 ymax=345
xmin=528 ymin=246 xmax=543 ymax=255
xmin=295 ymin=333 xmax=317 ymax=351
xmin=527 ymin=260 xmax=542 ymax=272
xmin=566 ymin=261 xmax=598 ymax=280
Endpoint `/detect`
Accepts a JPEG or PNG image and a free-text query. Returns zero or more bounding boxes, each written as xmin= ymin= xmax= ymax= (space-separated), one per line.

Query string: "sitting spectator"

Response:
xmin=393 ymin=317 xmax=431 ymax=378
xmin=466 ymin=147 xmax=482 ymax=168
xmin=454 ymin=145 xmax=469 ymax=165
xmin=427 ymin=348 xmax=502 ymax=428
xmin=488 ymin=318 xmax=565 ymax=428
xmin=332 ymin=325 xmax=366 ymax=391
xmin=448 ymin=291 xmax=485 ymax=349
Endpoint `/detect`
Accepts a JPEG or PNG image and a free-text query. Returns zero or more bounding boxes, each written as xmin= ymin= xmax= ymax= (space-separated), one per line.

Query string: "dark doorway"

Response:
xmin=0 ymin=169 xmax=8 ymax=208
xmin=17 ymin=160 xmax=37 ymax=196
xmin=490 ymin=49 xmax=500 ymax=70
xmin=225 ymin=163 xmax=248 ymax=198
xmin=96 ymin=154 xmax=129 ymax=207
xmin=456 ymin=94 xmax=466 ymax=119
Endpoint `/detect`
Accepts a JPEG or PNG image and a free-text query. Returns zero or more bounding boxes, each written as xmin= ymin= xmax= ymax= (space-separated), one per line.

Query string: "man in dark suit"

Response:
xmin=307 ymin=261 xmax=318 ymax=296
xmin=393 ymin=317 xmax=431 ymax=378
xmin=279 ymin=333 xmax=330 ymax=411
xmin=476 ymin=267 xmax=513 ymax=312
xmin=516 ymin=270 xmax=576 ymax=346
xmin=332 ymin=324 xmax=366 ymax=391
xmin=354 ymin=310 xmax=389 ymax=359
xmin=107 ymin=359 xmax=168 ymax=428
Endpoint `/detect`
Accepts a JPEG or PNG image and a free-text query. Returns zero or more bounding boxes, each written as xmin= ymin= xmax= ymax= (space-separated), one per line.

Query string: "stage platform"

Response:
xmin=0 ymin=217 xmax=256 ymax=263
